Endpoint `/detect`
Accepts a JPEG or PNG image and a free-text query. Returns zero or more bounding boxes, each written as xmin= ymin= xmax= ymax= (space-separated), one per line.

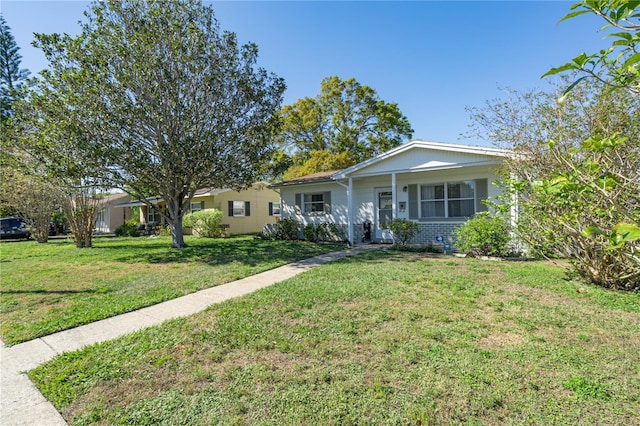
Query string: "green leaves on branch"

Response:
xmin=582 ymin=223 xmax=640 ymax=249
xmin=536 ymin=2 xmax=640 ymax=287
xmin=544 ymin=1 xmax=640 ymax=94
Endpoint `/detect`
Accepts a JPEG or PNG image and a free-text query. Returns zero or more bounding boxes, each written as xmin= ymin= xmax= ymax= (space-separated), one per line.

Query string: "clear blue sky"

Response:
xmin=2 ymin=1 xmax=609 ymax=146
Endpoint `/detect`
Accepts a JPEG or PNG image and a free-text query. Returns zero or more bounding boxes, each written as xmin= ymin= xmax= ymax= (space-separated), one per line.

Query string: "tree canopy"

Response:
xmin=277 ymin=76 xmax=413 ymax=179
xmin=0 ymin=14 xmax=30 ymax=121
xmin=18 ymin=0 xmax=285 ymax=248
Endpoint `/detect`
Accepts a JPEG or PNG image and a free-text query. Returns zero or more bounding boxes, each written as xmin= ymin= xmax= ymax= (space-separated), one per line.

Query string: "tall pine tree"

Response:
xmin=1 ymin=14 xmax=30 ymax=121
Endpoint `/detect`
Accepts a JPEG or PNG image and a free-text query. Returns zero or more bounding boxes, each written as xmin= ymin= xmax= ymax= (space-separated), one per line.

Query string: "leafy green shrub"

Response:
xmin=303 ymin=222 xmax=346 ymax=243
xmin=303 ymin=223 xmax=319 ymax=242
xmin=157 ymin=225 xmax=172 ymax=237
xmin=385 ymin=218 xmax=419 ymax=246
xmin=455 ymin=212 xmax=511 ymax=257
xmin=115 ymin=218 xmax=141 ymax=237
xmin=318 ymin=222 xmax=346 ymax=242
xmin=275 ymin=218 xmax=300 ymax=240
xmin=182 ymin=210 xmax=226 ymax=238
xmin=51 ymin=210 xmax=67 ymax=234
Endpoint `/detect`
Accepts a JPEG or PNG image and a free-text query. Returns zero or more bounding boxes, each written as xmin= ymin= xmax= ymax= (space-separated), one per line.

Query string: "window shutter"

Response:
xmin=200 ymin=201 xmax=204 ymax=210
xmin=228 ymin=200 xmax=234 ymax=217
xmin=475 ymin=179 xmax=488 ymax=213
xmin=295 ymin=193 xmax=302 ymax=214
xmin=323 ymin=191 xmax=331 ymax=214
xmin=408 ymin=184 xmax=418 ymax=219
xmin=268 ymin=202 xmax=273 ymax=216
xmin=245 ymin=201 xmax=251 ymax=216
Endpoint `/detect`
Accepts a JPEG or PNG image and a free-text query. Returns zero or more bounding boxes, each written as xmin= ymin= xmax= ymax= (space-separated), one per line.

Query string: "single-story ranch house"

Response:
xmin=115 ymin=182 xmax=281 ymax=236
xmin=95 ymin=192 xmax=133 ymax=234
xmin=272 ymin=140 xmax=512 ymax=247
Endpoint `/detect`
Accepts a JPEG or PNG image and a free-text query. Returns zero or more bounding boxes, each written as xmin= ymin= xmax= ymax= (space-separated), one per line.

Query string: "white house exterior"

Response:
xmin=273 ymin=140 xmax=511 ymax=247
xmin=95 ymin=193 xmax=133 ymax=233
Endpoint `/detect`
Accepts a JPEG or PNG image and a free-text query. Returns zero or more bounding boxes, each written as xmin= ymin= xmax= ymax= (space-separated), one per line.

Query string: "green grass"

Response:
xmin=0 ymin=235 xmax=344 ymax=345
xmin=28 ymin=251 xmax=640 ymax=425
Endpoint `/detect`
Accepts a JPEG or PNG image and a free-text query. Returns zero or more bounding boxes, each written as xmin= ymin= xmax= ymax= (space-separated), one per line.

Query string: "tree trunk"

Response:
xmin=164 ymin=190 xmax=190 ymax=249
xmin=169 ymin=218 xmax=186 ymax=248
xmin=30 ymin=219 xmax=50 ymax=243
xmin=62 ymin=188 xmax=99 ymax=249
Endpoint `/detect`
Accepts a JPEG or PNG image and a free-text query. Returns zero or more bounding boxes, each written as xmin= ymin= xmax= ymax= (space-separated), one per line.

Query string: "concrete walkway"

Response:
xmin=1 ymin=245 xmax=380 ymax=425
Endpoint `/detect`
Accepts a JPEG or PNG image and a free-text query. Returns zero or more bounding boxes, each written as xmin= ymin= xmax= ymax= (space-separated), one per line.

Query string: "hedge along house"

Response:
xmin=273 ymin=140 xmax=512 ymax=247
xmin=114 ymin=182 xmax=281 ymax=236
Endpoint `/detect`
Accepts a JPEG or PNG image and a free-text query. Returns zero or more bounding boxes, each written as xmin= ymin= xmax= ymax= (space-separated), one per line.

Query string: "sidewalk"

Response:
xmin=0 ymin=245 xmax=380 ymax=426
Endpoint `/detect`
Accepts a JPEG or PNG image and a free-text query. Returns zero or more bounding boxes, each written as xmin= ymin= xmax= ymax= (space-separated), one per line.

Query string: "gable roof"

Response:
xmin=333 ymin=140 xmax=510 ymax=179
xmin=270 ymin=141 xmax=511 ymax=188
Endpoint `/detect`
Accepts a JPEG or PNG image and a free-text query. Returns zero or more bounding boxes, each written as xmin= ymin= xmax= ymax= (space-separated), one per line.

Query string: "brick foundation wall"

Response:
xmin=353 ymin=221 xmax=465 ymax=248
xmin=410 ymin=222 xmax=463 ymax=246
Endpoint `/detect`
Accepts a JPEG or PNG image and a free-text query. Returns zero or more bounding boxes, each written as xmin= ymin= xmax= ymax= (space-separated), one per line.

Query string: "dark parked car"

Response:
xmin=0 ymin=217 xmax=31 ymax=240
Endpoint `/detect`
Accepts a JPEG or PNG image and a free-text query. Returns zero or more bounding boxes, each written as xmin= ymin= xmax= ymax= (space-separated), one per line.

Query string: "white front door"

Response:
xmin=375 ymin=188 xmax=393 ymax=241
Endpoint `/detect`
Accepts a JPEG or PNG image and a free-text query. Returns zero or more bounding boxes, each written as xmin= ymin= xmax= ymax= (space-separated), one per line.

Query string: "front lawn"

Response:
xmin=30 ymin=251 xmax=640 ymax=425
xmin=0 ymin=235 xmax=344 ymax=345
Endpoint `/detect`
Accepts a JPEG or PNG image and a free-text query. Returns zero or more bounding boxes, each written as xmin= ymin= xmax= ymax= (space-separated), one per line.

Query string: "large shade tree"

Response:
xmin=23 ymin=0 xmax=285 ymax=248
xmin=277 ymin=76 xmax=413 ymax=179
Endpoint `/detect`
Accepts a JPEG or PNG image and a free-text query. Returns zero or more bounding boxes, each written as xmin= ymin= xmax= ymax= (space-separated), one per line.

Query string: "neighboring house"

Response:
xmin=95 ymin=193 xmax=133 ymax=233
xmin=115 ymin=183 xmax=281 ymax=236
xmin=272 ymin=140 xmax=511 ymax=247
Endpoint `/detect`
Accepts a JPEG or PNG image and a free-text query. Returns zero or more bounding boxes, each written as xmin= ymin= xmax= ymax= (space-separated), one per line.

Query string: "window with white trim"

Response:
xmin=147 ymin=206 xmax=162 ymax=224
xmin=233 ymin=201 xmax=245 ymax=217
xmin=269 ymin=202 xmax=280 ymax=216
xmin=191 ymin=201 xmax=204 ymax=213
xmin=304 ymin=193 xmax=325 ymax=213
xmin=295 ymin=192 xmax=331 ymax=215
xmin=420 ymin=181 xmax=476 ymax=218
xmin=228 ymin=200 xmax=250 ymax=217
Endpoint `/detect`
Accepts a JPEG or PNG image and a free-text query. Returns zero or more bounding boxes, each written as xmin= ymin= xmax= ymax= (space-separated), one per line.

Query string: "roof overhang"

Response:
xmin=270 ymin=171 xmax=341 ymax=188
xmin=114 ymin=197 xmax=163 ymax=208
xmin=335 ymin=160 xmax=503 ymax=180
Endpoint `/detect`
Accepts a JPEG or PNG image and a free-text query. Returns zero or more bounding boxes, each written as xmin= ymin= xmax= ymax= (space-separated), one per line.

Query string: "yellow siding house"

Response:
xmin=121 ymin=183 xmax=280 ymax=236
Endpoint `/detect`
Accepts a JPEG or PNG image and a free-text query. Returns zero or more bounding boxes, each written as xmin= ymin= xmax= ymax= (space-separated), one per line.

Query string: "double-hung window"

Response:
xmin=147 ymin=206 xmax=162 ymax=224
xmin=420 ymin=184 xmax=446 ymax=217
xmin=269 ymin=202 xmax=280 ymax=216
xmin=304 ymin=193 xmax=325 ymax=213
xmin=228 ymin=201 xmax=250 ymax=217
xmin=446 ymin=182 xmax=475 ymax=218
xmin=294 ymin=192 xmax=331 ymax=215
xmin=418 ymin=180 xmax=480 ymax=219
xmin=233 ymin=201 xmax=245 ymax=216
xmin=190 ymin=201 xmax=204 ymax=213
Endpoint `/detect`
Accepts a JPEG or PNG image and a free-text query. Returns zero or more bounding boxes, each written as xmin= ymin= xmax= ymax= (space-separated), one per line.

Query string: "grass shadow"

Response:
xmin=104 ymin=238 xmax=345 ymax=267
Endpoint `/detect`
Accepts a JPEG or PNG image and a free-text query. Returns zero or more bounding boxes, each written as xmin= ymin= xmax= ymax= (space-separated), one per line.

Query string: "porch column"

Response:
xmin=391 ymin=172 xmax=397 ymax=220
xmin=347 ymin=177 xmax=354 ymax=245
